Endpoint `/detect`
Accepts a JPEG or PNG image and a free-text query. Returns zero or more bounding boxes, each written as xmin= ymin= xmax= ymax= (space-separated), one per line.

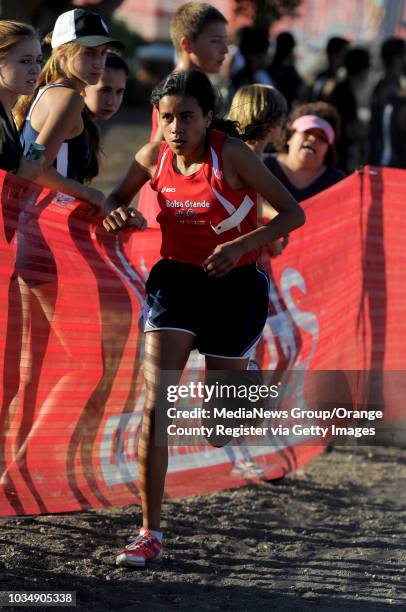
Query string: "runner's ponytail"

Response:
xmin=209 ymin=118 xmax=241 ymax=139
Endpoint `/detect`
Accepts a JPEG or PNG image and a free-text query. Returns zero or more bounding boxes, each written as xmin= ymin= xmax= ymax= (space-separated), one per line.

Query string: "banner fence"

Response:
xmin=0 ymin=166 xmax=404 ymax=516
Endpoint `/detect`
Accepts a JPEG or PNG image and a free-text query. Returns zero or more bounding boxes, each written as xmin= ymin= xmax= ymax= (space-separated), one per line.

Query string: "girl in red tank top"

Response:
xmin=103 ymin=71 xmax=305 ymax=568
xmin=151 ymin=128 xmax=259 ymax=267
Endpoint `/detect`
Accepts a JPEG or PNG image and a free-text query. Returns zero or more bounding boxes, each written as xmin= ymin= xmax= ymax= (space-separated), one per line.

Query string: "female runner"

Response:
xmin=103 ymin=70 xmax=305 ymax=567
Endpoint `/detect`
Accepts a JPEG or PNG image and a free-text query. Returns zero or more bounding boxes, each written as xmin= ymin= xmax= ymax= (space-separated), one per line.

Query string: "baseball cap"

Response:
xmin=291 ymin=115 xmax=335 ymax=144
xmin=51 ymin=9 xmax=125 ymax=50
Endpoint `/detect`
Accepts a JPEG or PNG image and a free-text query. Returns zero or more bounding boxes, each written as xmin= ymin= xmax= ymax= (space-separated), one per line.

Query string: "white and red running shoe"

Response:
xmin=116 ymin=528 xmax=163 ymax=568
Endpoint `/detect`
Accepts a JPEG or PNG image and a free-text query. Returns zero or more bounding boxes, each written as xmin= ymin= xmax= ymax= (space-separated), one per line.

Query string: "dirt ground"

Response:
xmin=1 ymin=444 xmax=405 ymax=611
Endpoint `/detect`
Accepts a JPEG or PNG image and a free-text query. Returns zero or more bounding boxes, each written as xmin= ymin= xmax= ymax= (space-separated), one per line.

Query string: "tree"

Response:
xmin=0 ymin=0 xmax=124 ymax=36
xmin=235 ymin=0 xmax=303 ymax=28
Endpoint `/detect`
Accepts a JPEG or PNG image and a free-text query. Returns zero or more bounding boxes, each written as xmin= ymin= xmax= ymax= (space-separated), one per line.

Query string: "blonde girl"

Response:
xmin=0 ymin=20 xmax=43 ymax=178
xmin=229 ymin=83 xmax=288 ymax=252
xmin=14 ymin=8 xmax=124 ymax=206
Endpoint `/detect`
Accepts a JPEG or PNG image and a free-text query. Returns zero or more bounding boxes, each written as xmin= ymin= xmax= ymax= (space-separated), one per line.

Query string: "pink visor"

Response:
xmin=291 ymin=115 xmax=335 ymax=144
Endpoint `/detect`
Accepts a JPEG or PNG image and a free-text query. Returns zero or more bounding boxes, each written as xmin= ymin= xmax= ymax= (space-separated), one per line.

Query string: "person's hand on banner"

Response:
xmin=103 ymin=206 xmax=147 ymax=232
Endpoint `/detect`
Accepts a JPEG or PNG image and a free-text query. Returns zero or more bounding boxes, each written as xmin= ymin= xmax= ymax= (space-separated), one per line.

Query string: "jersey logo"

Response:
xmin=162 ymin=187 xmax=176 ymax=193
xmin=52 ymin=192 xmax=76 ymax=207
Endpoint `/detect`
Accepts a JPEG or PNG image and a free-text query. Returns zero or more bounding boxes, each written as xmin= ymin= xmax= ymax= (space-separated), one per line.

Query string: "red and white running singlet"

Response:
xmin=150 ymin=130 xmax=259 ymax=267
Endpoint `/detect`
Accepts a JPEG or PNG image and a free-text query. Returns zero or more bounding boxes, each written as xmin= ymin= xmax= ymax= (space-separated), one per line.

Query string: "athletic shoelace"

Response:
xmin=126 ymin=534 xmax=158 ymax=552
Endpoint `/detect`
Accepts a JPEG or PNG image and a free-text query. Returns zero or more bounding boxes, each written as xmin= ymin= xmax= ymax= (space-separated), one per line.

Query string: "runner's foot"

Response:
xmin=116 ymin=528 xmax=163 ymax=567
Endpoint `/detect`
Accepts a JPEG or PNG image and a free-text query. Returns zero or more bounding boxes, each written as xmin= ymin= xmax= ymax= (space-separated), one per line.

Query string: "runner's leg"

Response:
xmin=139 ymin=330 xmax=195 ymax=530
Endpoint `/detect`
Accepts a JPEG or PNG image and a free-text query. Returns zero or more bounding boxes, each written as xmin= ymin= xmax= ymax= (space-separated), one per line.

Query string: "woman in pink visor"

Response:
xmin=264 ymin=102 xmax=345 ymax=202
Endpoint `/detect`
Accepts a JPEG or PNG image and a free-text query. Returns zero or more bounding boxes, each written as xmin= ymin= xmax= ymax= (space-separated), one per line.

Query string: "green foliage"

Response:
xmin=235 ymin=0 xmax=303 ymax=28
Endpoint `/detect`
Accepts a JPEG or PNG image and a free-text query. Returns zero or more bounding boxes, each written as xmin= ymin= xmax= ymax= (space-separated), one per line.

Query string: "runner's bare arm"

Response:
xmin=103 ymin=142 xmax=160 ymax=231
xmin=204 ymin=139 xmax=305 ymax=277
xmin=261 ymin=202 xmax=289 ymax=258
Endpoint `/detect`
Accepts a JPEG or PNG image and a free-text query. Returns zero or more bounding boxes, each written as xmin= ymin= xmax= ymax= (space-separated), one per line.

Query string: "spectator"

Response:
xmin=375 ymin=90 xmax=406 ymax=168
xmin=264 ymin=102 xmax=345 ymax=202
xmin=327 ymin=47 xmax=371 ymax=173
xmin=309 ymin=36 xmax=349 ymax=102
xmin=84 ymin=52 xmax=129 ymax=122
xmin=0 ymin=20 xmax=43 ymax=179
xmin=267 ymin=31 xmax=304 ymax=110
xmin=369 ymin=37 xmax=406 ymax=166
xmin=229 ymin=83 xmax=288 ymax=253
xmin=83 ymin=53 xmax=129 ymax=182
xmin=230 ymin=27 xmax=272 ymax=95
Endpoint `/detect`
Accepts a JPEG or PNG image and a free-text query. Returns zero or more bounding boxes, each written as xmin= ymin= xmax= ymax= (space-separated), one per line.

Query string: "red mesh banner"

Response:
xmin=0 ymin=167 xmax=404 ymax=516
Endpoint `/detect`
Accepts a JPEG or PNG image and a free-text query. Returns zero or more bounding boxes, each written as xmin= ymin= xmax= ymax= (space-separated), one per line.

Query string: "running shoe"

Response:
xmin=116 ymin=528 xmax=163 ymax=567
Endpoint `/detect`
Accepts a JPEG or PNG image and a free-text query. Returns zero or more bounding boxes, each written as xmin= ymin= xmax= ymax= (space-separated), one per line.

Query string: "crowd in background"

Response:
xmin=216 ymin=27 xmax=406 ymax=175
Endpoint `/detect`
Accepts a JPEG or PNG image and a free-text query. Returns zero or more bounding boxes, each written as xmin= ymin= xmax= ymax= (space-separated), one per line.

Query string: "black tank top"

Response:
xmin=0 ymin=100 xmax=23 ymax=173
xmin=21 ymin=84 xmax=91 ymax=184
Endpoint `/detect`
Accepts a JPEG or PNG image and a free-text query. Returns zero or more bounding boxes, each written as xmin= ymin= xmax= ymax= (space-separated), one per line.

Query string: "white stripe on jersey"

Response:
xmin=212 ymin=186 xmax=236 ymax=215
xmin=156 ymin=148 xmax=169 ymax=179
xmin=210 ymin=146 xmax=221 ymax=179
xmin=56 ymin=142 xmax=68 ymax=178
xmin=211 ymin=194 xmax=255 ymax=235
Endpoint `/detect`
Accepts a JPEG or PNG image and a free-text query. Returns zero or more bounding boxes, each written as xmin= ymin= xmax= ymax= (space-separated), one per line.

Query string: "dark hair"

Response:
xmin=381 ymin=37 xmax=405 ymax=69
xmin=326 ymin=36 xmax=349 ymax=58
xmin=274 ymin=31 xmax=296 ymax=60
xmin=237 ymin=26 xmax=269 ymax=57
xmin=344 ymin=47 xmax=370 ymax=76
xmin=151 ymin=70 xmax=216 ymax=114
xmin=277 ymin=101 xmax=341 ymax=166
xmin=105 ymin=51 xmax=129 ymax=75
xmin=82 ymin=108 xmax=100 ymax=183
xmin=151 ymin=70 xmax=240 ymax=138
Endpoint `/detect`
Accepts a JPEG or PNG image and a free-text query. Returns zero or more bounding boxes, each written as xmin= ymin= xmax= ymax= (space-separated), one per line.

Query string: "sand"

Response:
xmin=1 ymin=444 xmax=405 ymax=611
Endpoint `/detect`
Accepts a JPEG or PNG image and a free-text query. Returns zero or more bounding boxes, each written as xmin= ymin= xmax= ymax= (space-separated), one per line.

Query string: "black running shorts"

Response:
xmin=144 ymin=259 xmax=270 ymax=359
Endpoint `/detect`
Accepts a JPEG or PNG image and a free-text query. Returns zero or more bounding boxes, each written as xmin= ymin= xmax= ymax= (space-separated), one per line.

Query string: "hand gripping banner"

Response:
xmin=0 ymin=167 xmax=404 ymax=516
